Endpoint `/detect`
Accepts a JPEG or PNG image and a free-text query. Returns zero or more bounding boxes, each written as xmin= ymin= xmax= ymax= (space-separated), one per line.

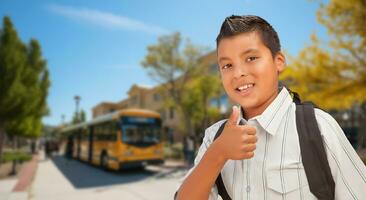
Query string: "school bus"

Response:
xmin=61 ymin=108 xmax=164 ymax=170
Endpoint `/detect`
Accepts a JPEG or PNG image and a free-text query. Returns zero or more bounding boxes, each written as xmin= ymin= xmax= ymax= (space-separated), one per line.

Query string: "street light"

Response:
xmin=74 ymin=95 xmax=81 ymax=122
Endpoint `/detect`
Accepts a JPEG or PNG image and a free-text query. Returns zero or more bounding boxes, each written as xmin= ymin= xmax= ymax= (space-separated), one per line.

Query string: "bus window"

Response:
xmin=93 ymin=122 xmax=117 ymax=141
xmin=120 ymin=117 xmax=161 ymax=146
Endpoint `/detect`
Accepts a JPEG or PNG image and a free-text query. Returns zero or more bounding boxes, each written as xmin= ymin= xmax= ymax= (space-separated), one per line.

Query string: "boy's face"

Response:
xmin=217 ymin=31 xmax=285 ymax=118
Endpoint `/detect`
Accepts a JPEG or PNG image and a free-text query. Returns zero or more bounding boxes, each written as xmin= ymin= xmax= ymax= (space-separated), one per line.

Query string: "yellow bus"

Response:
xmin=61 ymin=108 xmax=164 ymax=170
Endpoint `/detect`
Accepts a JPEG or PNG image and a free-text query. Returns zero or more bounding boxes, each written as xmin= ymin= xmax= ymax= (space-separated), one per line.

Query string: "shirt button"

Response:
xmin=246 ymin=186 xmax=251 ymax=192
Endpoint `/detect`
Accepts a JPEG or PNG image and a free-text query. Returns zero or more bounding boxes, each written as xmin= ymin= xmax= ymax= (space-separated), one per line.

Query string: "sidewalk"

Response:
xmin=0 ymin=154 xmax=38 ymax=200
xmin=0 ymin=152 xmax=190 ymax=200
xmin=30 ymin=155 xmax=188 ymax=200
xmin=0 ymin=178 xmax=18 ymax=200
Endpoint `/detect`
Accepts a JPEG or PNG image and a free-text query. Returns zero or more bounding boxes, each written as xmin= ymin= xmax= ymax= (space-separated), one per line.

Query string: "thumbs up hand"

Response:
xmin=212 ymin=106 xmax=257 ymax=161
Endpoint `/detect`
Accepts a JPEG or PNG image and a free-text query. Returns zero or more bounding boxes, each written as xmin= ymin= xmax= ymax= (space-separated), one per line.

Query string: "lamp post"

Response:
xmin=74 ymin=95 xmax=81 ymax=122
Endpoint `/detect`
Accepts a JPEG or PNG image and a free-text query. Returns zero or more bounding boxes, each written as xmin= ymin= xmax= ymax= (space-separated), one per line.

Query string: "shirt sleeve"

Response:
xmin=315 ymin=109 xmax=366 ymax=199
xmin=176 ymin=121 xmax=226 ymax=200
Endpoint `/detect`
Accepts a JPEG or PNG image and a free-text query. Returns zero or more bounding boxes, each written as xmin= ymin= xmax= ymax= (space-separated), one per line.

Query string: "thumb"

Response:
xmin=227 ymin=106 xmax=239 ymax=126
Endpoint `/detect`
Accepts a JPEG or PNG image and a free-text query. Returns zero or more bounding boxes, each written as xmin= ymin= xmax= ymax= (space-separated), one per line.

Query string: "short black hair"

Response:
xmin=216 ymin=15 xmax=281 ymax=57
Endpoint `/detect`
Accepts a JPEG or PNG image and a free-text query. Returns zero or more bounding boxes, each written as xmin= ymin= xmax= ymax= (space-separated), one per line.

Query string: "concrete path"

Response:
xmin=0 ymin=154 xmax=38 ymax=200
xmin=30 ymin=155 xmax=188 ymax=200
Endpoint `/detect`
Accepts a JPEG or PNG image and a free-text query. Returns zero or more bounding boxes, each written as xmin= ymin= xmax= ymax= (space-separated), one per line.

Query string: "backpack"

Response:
xmin=214 ymin=91 xmax=335 ymax=200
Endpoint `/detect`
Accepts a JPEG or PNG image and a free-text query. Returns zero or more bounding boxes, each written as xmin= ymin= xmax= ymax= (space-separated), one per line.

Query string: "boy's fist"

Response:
xmin=213 ymin=106 xmax=257 ymax=161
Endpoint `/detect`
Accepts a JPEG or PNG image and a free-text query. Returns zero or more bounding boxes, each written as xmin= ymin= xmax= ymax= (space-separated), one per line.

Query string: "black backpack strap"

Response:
xmin=287 ymin=88 xmax=302 ymax=105
xmin=213 ymin=120 xmax=232 ymax=200
xmin=213 ymin=120 xmax=228 ymax=140
xmin=296 ymin=102 xmax=335 ymax=199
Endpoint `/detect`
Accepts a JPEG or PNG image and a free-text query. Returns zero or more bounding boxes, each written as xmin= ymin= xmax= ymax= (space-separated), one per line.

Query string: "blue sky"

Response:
xmin=0 ymin=0 xmax=327 ymax=126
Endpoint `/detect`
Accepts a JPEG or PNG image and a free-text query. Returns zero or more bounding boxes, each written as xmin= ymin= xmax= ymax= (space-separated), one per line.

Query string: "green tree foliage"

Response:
xmin=141 ymin=32 xmax=220 ymax=137
xmin=71 ymin=109 xmax=86 ymax=124
xmin=0 ymin=16 xmax=50 ymax=164
xmin=181 ymin=75 xmax=221 ymax=134
xmin=0 ymin=17 xmax=28 ymax=121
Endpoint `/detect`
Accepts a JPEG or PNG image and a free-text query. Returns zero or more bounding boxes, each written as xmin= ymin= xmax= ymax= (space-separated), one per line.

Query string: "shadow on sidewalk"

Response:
xmin=51 ymin=155 xmax=157 ymax=189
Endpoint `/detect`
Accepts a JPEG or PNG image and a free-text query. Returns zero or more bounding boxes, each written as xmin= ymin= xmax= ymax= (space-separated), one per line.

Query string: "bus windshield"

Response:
xmin=120 ymin=116 xmax=161 ymax=146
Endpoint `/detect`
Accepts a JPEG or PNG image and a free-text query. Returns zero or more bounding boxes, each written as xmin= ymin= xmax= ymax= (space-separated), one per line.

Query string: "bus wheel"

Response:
xmin=100 ymin=153 xmax=109 ymax=170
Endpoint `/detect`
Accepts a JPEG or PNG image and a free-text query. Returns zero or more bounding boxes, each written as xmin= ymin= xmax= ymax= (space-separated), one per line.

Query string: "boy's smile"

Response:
xmin=217 ymin=31 xmax=285 ymax=119
xmin=235 ymin=83 xmax=254 ymax=97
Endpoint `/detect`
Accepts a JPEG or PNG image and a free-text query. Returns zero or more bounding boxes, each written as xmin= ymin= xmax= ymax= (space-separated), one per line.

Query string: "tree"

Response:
xmin=0 ymin=16 xmax=50 ymax=165
xmin=71 ymin=109 xmax=86 ymax=124
xmin=6 ymin=39 xmax=50 ymax=139
xmin=279 ymin=34 xmax=360 ymax=109
xmin=0 ymin=16 xmax=28 ymax=164
xmin=316 ymin=0 xmax=366 ymax=105
xmin=280 ymin=0 xmax=366 ymax=146
xmin=9 ymin=39 xmax=50 ymax=138
xmin=141 ymin=32 xmax=212 ymax=137
xmin=181 ymin=75 xmax=222 ymax=136
xmin=27 ymin=39 xmax=50 ymax=119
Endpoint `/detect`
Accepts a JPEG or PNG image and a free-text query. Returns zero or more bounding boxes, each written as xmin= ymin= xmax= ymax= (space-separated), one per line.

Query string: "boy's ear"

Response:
xmin=275 ymin=52 xmax=286 ymax=73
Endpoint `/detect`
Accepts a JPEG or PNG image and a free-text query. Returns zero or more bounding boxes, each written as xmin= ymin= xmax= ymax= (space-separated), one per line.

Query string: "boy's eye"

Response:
xmin=246 ymin=56 xmax=258 ymax=62
xmin=221 ymin=64 xmax=232 ymax=70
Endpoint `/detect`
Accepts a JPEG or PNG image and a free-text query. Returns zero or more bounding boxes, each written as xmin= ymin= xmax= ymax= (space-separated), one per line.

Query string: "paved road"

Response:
xmin=30 ymin=155 xmax=189 ymax=200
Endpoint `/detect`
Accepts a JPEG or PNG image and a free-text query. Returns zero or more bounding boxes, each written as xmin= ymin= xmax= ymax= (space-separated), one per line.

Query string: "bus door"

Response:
xmin=88 ymin=126 xmax=94 ymax=163
xmin=66 ymin=134 xmax=74 ymax=158
xmin=77 ymin=129 xmax=81 ymax=159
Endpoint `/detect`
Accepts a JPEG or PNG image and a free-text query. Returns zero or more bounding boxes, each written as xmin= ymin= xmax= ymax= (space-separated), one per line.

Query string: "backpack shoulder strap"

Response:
xmin=213 ymin=120 xmax=228 ymax=140
xmin=296 ymin=102 xmax=335 ymax=199
xmin=213 ymin=120 xmax=232 ymax=200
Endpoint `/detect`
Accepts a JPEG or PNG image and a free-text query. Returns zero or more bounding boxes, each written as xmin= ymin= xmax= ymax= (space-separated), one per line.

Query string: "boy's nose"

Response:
xmin=233 ymin=65 xmax=248 ymax=78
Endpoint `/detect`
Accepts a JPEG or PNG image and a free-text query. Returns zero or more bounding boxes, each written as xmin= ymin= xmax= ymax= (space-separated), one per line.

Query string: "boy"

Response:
xmin=176 ymin=15 xmax=366 ymax=200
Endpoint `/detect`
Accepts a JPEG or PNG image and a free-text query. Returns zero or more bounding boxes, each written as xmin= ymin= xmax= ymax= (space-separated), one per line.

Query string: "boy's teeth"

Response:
xmin=237 ymin=84 xmax=253 ymax=91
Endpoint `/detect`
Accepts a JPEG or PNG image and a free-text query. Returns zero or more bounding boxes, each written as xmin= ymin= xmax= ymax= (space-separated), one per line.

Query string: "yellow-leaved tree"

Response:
xmin=280 ymin=0 xmax=366 ymax=147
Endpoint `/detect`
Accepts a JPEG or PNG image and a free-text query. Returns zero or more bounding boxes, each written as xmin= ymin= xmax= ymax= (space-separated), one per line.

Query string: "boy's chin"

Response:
xmin=236 ymin=101 xmax=257 ymax=110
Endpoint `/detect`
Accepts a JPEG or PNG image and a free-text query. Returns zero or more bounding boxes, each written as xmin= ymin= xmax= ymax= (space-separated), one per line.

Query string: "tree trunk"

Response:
xmin=10 ymin=160 xmax=17 ymax=175
xmin=31 ymin=139 xmax=36 ymax=154
xmin=182 ymin=110 xmax=194 ymax=136
xmin=0 ymin=121 xmax=5 ymax=167
xmin=10 ymin=136 xmax=17 ymax=175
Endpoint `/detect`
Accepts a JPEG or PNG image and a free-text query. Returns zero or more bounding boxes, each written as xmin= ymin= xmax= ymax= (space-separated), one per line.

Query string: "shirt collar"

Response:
xmin=239 ymin=87 xmax=293 ymax=135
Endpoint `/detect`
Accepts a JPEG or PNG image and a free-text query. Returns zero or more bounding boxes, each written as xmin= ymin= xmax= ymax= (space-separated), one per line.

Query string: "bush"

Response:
xmin=1 ymin=151 xmax=32 ymax=164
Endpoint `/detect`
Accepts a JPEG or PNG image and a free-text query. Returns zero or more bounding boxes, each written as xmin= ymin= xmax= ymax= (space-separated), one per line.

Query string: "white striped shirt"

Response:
xmin=181 ymin=88 xmax=366 ymax=200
